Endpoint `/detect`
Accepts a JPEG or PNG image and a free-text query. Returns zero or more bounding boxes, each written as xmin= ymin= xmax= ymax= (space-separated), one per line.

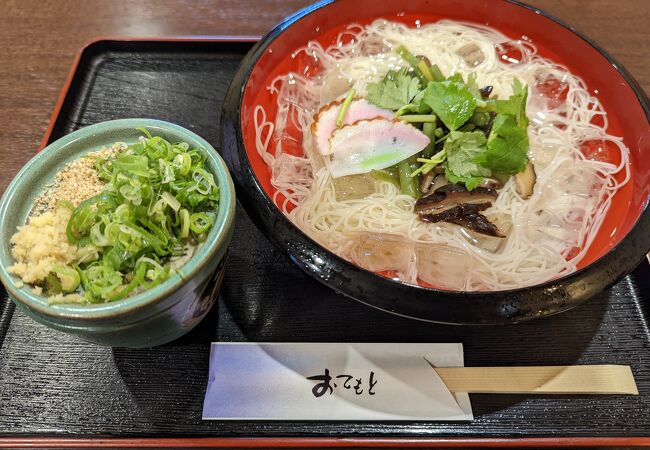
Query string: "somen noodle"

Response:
xmin=253 ymin=19 xmax=629 ymax=291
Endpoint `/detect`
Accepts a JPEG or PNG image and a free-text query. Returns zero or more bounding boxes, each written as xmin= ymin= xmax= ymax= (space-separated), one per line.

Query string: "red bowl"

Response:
xmin=221 ymin=0 xmax=650 ymax=324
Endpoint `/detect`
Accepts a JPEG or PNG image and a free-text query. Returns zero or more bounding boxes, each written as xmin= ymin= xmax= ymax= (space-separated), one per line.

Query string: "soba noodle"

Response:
xmin=253 ymin=19 xmax=629 ymax=291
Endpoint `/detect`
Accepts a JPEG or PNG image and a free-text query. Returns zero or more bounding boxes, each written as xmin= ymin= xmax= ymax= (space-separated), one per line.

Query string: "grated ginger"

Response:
xmin=8 ymin=207 xmax=80 ymax=286
xmin=47 ymin=293 xmax=85 ymax=304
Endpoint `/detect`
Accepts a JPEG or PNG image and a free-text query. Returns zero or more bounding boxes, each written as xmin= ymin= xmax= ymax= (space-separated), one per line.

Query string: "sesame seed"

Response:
xmin=32 ymin=142 xmax=125 ymax=215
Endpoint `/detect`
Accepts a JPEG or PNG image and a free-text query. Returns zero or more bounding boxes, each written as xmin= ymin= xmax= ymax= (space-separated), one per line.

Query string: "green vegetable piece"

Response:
xmin=429 ymin=64 xmax=444 ymax=82
xmin=446 ymin=73 xmax=464 ymax=83
xmin=397 ymin=114 xmax=437 ymax=123
xmin=469 ymin=111 xmax=489 ymax=127
xmin=395 ymin=45 xmax=428 ymax=83
xmin=52 ymin=265 xmax=81 ymax=293
xmin=66 ymin=195 xmax=101 ymax=245
xmin=189 ymin=212 xmax=213 ymax=234
xmin=444 ymin=169 xmax=485 ymax=191
xmin=417 ymin=59 xmax=434 ymax=82
xmin=136 ymin=127 xmax=153 ymax=139
xmin=57 ymin=199 xmax=75 ymax=212
xmin=112 ymin=154 xmax=149 ymax=178
xmin=443 ymin=131 xmax=491 ymax=190
xmin=397 ymin=157 xmax=420 ymax=198
xmin=421 ymin=122 xmax=437 ymax=157
xmin=179 ymin=208 xmax=190 ymax=239
xmin=476 ymin=114 xmax=529 ymax=174
xmin=496 ymin=78 xmax=529 ymax=129
xmin=458 ymin=123 xmax=476 ymax=132
xmin=173 ymin=153 xmax=192 ymax=176
xmin=65 ymin=128 xmax=220 ymax=303
xmin=45 ymin=273 xmax=62 ymax=294
xmin=422 ymin=80 xmax=477 ymax=131
xmin=161 ymin=191 xmax=181 ymax=212
xmin=336 ymin=89 xmax=356 ymax=127
xmin=370 ymin=168 xmax=400 ymax=187
xmin=366 ymin=69 xmax=421 ymax=111
xmin=410 ymin=149 xmax=447 ymax=178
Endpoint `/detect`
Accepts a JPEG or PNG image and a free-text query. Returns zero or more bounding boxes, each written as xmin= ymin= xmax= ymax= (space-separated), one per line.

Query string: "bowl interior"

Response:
xmin=240 ymin=0 xmax=650 ymax=273
xmin=0 ymin=118 xmax=234 ymax=318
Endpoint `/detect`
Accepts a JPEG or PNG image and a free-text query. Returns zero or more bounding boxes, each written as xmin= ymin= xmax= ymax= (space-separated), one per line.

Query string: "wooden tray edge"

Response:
xmin=2 ymin=436 xmax=650 ymax=448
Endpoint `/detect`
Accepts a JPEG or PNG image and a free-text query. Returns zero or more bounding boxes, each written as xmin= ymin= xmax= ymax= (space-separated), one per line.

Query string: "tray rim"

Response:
xmin=6 ymin=35 xmax=648 ymax=448
xmin=38 ymin=35 xmax=261 ymax=152
xmin=1 ymin=436 xmax=650 ymax=448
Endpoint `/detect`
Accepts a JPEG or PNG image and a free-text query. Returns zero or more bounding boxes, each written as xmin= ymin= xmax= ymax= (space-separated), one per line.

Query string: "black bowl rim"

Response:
xmin=220 ymin=0 xmax=650 ymax=324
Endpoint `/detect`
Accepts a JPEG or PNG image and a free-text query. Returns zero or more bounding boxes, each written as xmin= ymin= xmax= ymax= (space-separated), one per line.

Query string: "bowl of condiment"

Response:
xmin=221 ymin=0 xmax=650 ymax=324
xmin=0 ymin=119 xmax=235 ymax=347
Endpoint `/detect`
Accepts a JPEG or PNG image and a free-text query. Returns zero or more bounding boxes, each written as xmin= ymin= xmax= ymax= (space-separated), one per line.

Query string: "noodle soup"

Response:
xmin=252 ymin=20 xmax=629 ymax=291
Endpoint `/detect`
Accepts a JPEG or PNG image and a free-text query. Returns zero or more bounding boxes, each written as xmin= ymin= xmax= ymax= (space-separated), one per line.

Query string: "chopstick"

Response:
xmin=427 ymin=362 xmax=638 ymax=395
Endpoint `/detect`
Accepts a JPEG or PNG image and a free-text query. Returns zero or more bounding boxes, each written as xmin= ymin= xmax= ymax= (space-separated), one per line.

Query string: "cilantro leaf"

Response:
xmin=445 ymin=169 xmax=485 ymax=191
xmin=476 ymin=114 xmax=529 ymax=174
xmin=366 ymin=69 xmax=422 ymax=111
xmin=443 ymin=131 xmax=491 ymax=190
xmin=496 ymin=78 xmax=529 ymax=128
xmin=446 ymin=73 xmax=464 ymax=83
xmin=423 ymin=80 xmax=477 ymax=131
xmin=395 ymin=89 xmax=432 ymax=115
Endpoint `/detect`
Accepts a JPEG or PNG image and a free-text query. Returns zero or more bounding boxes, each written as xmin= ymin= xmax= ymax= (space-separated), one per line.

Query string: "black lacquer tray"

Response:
xmin=0 ymin=39 xmax=649 ymax=447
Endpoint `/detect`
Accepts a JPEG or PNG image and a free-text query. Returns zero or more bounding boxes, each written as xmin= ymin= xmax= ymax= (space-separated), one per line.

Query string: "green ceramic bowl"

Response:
xmin=0 ymin=119 xmax=236 ymax=348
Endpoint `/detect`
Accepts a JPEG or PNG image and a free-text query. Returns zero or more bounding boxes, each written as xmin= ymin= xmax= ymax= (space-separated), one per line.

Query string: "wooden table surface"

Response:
xmin=0 ymin=0 xmax=648 ymax=196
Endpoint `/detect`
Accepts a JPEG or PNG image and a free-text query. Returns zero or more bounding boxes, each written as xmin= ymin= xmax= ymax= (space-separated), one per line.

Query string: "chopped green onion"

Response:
xmin=52 ymin=265 xmax=81 ymax=293
xmin=57 ymin=200 xmax=75 ymax=212
xmin=112 ymin=155 xmax=149 ymax=178
xmin=179 ymin=209 xmax=190 ymax=239
xmin=62 ymin=129 xmax=220 ymax=303
xmin=336 ymin=89 xmax=357 ymax=128
xmin=136 ymin=127 xmax=153 ymax=139
xmin=159 ymin=159 xmax=176 ymax=184
xmin=189 ymin=212 xmax=212 ymax=234
xmin=173 ymin=153 xmax=192 ymax=176
xmin=90 ymin=219 xmax=110 ymax=247
xmin=161 ymin=192 xmax=181 ymax=212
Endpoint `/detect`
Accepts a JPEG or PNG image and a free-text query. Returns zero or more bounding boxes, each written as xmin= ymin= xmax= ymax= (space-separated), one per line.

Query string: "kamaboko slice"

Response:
xmin=311 ymin=98 xmax=394 ymax=156
xmin=328 ymin=118 xmax=430 ymax=178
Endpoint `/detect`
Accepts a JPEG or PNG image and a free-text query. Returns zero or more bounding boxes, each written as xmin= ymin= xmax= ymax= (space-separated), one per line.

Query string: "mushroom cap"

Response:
xmin=415 ymin=185 xmax=503 ymax=237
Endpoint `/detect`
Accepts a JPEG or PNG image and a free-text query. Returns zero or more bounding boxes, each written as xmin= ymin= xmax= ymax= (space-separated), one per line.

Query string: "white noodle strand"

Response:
xmin=254 ymin=20 xmax=630 ymax=291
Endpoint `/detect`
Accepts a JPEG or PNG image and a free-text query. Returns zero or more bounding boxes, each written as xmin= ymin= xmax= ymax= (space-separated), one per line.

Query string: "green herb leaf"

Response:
xmin=476 ymin=114 xmax=529 ymax=174
xmin=444 ymin=169 xmax=485 ymax=191
xmin=496 ymin=78 xmax=529 ymax=129
xmin=443 ymin=131 xmax=491 ymax=190
xmin=422 ymin=80 xmax=477 ymax=131
xmin=394 ymin=88 xmax=432 ymax=116
xmin=367 ymin=69 xmax=421 ymax=111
